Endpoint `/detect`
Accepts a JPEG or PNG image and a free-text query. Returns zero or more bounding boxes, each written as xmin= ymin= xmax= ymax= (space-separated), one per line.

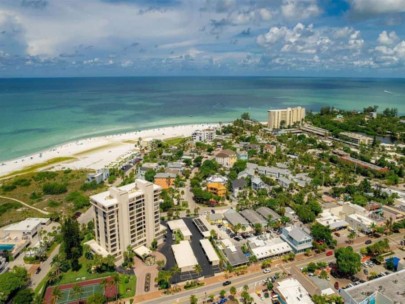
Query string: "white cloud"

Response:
xmin=377 ymin=31 xmax=399 ymax=45
xmin=349 ymin=0 xmax=405 ymax=15
xmin=281 ymin=0 xmax=321 ymax=20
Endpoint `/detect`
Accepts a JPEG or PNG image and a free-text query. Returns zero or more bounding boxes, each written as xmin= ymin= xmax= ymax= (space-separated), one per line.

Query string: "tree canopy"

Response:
xmin=335 ymin=247 xmax=361 ymax=276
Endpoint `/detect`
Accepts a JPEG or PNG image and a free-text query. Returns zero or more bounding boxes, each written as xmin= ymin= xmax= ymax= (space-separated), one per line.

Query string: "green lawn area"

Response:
xmin=59 ymin=257 xmax=114 ymax=284
xmin=164 ymin=137 xmax=188 ymax=146
xmin=119 ymin=274 xmax=136 ymax=298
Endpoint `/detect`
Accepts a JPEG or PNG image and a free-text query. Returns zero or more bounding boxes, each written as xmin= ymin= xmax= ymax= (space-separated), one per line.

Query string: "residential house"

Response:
xmin=215 ymin=149 xmax=237 ymax=168
xmin=232 ymin=178 xmax=247 ymax=197
xmin=154 ymin=172 xmax=176 ymax=189
xmin=251 ymin=176 xmax=267 ymax=191
xmin=87 ymin=168 xmax=109 ymax=184
xmin=207 ymin=183 xmax=227 ymax=197
xmin=237 ymin=151 xmax=248 ymax=161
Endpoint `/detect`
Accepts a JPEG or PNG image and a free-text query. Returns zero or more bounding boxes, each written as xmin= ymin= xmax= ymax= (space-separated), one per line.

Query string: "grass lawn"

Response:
xmin=59 ymin=257 xmax=114 ymax=285
xmin=164 ymin=137 xmax=188 ymax=146
xmin=119 ymin=274 xmax=136 ymax=298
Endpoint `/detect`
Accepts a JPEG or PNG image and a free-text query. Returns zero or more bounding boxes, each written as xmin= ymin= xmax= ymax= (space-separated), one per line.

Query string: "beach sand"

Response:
xmin=0 ymin=123 xmax=220 ymax=177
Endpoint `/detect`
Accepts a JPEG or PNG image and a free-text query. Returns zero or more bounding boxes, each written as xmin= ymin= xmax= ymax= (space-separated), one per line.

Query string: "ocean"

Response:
xmin=1 ymin=77 xmax=404 ymax=162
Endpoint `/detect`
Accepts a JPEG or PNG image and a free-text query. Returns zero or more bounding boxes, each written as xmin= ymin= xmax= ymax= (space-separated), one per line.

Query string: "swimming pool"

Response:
xmin=0 ymin=244 xmax=15 ymax=251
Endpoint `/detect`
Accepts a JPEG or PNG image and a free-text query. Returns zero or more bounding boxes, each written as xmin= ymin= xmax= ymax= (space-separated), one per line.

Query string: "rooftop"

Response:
xmin=256 ymin=206 xmax=281 ymax=220
xmin=200 ymin=239 xmax=220 ymax=263
xmin=172 ymin=241 xmax=198 ymax=269
xmin=167 ymin=219 xmax=192 ymax=238
xmin=4 ymin=218 xmax=49 ymax=232
xmin=239 ymin=209 xmax=267 ymax=226
xmin=90 ymin=180 xmax=161 ymax=208
xmin=284 ymin=226 xmax=312 ymax=242
xmin=275 ymin=278 xmax=314 ymax=304
xmin=216 ymin=149 xmax=236 ymax=158
xmin=223 ymin=209 xmax=249 ymax=227
xmin=248 ymin=235 xmax=292 ymax=259
xmin=341 ymin=269 xmax=405 ymax=304
xmin=316 ymin=211 xmax=348 ymax=230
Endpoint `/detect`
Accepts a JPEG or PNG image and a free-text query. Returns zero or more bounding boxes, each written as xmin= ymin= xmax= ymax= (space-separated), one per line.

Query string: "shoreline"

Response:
xmin=0 ymin=123 xmax=222 ymax=178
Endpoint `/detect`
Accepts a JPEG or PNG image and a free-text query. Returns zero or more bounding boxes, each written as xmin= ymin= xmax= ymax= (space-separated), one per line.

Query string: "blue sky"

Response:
xmin=1 ymin=0 xmax=405 ymax=77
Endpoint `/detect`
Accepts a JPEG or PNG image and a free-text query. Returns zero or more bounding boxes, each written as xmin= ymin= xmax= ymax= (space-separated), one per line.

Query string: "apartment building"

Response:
xmin=90 ymin=180 xmax=165 ymax=258
xmin=192 ymin=128 xmax=216 ymax=142
xmin=268 ymin=107 xmax=306 ymax=130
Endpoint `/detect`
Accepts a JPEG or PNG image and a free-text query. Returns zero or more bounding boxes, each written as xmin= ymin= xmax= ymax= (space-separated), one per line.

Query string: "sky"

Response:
xmin=1 ymin=0 xmax=405 ymax=77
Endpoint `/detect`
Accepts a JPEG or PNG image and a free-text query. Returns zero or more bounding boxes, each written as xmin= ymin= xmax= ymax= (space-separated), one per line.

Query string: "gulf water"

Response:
xmin=1 ymin=77 xmax=404 ymax=162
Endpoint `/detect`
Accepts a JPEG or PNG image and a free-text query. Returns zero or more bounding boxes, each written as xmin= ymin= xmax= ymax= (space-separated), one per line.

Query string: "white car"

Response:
xmin=263 ymin=268 xmax=271 ymax=274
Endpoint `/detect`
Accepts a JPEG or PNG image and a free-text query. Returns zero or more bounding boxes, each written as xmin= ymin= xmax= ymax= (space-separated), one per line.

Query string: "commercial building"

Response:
xmin=268 ymin=107 xmax=306 ymax=130
xmin=316 ymin=211 xmax=348 ymax=230
xmin=89 ymin=180 xmax=165 ymax=258
xmin=274 ymin=278 xmax=314 ymax=304
xmin=248 ymin=235 xmax=292 ymax=260
xmin=192 ymin=129 xmax=216 ymax=142
xmin=281 ymin=226 xmax=313 ymax=253
xmin=172 ymin=241 xmax=198 ymax=272
xmin=220 ymin=239 xmax=249 ymax=267
xmin=340 ymin=132 xmax=373 ymax=145
xmin=207 ymin=183 xmax=227 ymax=197
xmin=239 ymin=209 xmax=267 ymax=227
xmin=346 ymin=213 xmax=376 ymax=233
xmin=215 ymin=149 xmax=237 ymax=168
xmin=200 ymin=239 xmax=220 ymax=266
xmin=167 ymin=219 xmax=192 ymax=240
xmin=340 ymin=269 xmax=405 ymax=304
xmin=154 ymin=172 xmax=176 ymax=189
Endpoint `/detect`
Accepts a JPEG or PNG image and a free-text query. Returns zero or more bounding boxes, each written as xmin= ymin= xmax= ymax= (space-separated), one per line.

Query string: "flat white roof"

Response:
xmin=134 ymin=245 xmax=151 ymax=258
xmin=84 ymin=240 xmax=110 ymax=258
xmin=167 ymin=219 xmax=192 ymax=238
xmin=90 ymin=180 xmax=161 ymax=208
xmin=347 ymin=213 xmax=375 ymax=226
xmin=172 ymin=241 xmax=198 ymax=269
xmin=200 ymin=239 xmax=220 ymax=263
xmin=4 ymin=218 xmax=48 ymax=232
xmin=316 ymin=211 xmax=348 ymax=229
xmin=276 ymin=278 xmax=314 ymax=304
xmin=249 ymin=235 xmax=292 ymax=259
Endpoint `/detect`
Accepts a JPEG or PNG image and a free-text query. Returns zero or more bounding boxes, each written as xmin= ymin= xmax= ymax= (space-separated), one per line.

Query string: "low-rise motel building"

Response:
xmin=154 ymin=172 xmax=176 ymax=189
xmin=87 ymin=180 xmax=165 ymax=258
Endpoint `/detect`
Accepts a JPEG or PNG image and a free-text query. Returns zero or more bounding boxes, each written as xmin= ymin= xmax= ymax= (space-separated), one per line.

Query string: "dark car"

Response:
xmin=223 ymin=280 xmax=231 ymax=286
xmin=35 ymin=267 xmax=41 ymax=274
xmin=365 ymin=240 xmax=372 ymax=245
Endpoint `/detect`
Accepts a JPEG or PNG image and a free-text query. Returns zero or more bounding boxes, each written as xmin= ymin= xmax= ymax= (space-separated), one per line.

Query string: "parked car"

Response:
xmin=334 ymin=282 xmax=339 ymax=289
xmin=334 ymin=232 xmax=340 ymax=237
xmin=35 ymin=267 xmax=41 ymax=274
xmin=263 ymin=268 xmax=271 ymax=274
xmin=223 ymin=281 xmax=231 ymax=286
xmin=326 ymin=250 xmax=334 ymax=256
xmin=365 ymin=240 xmax=372 ymax=245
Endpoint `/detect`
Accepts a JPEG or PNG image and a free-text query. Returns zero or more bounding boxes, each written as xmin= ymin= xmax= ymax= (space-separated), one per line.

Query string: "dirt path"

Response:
xmin=0 ymin=195 xmax=49 ymax=215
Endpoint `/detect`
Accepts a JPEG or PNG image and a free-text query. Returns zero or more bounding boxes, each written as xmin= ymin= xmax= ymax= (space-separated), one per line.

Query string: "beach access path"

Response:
xmin=0 ymin=195 xmax=49 ymax=215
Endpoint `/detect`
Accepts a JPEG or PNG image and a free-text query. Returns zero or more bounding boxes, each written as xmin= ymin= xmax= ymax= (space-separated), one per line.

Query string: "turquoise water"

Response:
xmin=0 ymin=77 xmax=404 ymax=162
xmin=0 ymin=244 xmax=15 ymax=251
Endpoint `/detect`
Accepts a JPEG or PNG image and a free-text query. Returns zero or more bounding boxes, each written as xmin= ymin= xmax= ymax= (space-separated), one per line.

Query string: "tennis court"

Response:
xmin=44 ymin=277 xmax=117 ymax=304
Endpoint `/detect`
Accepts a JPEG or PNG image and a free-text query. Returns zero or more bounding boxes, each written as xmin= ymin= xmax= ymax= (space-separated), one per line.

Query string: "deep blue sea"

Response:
xmin=0 ymin=77 xmax=404 ymax=162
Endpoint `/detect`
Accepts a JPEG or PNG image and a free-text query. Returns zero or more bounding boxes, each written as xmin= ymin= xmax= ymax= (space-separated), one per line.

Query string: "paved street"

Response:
xmin=30 ymin=244 xmax=60 ymax=290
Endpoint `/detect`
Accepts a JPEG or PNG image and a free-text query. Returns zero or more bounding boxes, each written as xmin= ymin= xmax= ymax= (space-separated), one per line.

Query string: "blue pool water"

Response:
xmin=0 ymin=244 xmax=15 ymax=251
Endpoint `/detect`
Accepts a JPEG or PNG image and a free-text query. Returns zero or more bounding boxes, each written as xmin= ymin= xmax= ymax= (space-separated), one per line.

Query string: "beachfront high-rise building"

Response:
xmin=268 ymin=107 xmax=306 ymax=130
xmin=89 ymin=180 xmax=165 ymax=258
xmin=192 ymin=128 xmax=216 ymax=142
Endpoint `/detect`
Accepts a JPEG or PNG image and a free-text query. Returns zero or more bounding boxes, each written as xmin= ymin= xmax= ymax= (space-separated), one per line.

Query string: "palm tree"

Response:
xmin=348 ymin=231 xmax=356 ymax=244
xmin=52 ymin=286 xmax=62 ymax=304
xmin=194 ymin=264 xmax=203 ymax=277
xmin=385 ymin=218 xmax=394 ymax=235
xmin=72 ymin=284 xmax=84 ymax=300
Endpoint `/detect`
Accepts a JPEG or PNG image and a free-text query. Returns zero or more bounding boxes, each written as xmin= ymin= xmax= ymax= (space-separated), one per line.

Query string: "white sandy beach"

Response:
xmin=0 ymin=123 xmax=220 ymax=177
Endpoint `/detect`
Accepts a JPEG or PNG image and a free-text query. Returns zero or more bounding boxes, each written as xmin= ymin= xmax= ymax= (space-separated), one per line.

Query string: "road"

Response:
xmin=0 ymin=195 xmax=49 ymax=215
xmin=30 ymin=244 xmax=60 ymax=290
xmin=139 ymin=232 xmax=405 ymax=304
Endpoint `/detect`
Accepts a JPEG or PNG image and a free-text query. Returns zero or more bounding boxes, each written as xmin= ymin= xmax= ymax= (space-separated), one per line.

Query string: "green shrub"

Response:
xmin=42 ymin=183 xmax=67 ymax=195
xmin=66 ymin=191 xmax=89 ymax=210
xmin=0 ymin=202 xmax=21 ymax=216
